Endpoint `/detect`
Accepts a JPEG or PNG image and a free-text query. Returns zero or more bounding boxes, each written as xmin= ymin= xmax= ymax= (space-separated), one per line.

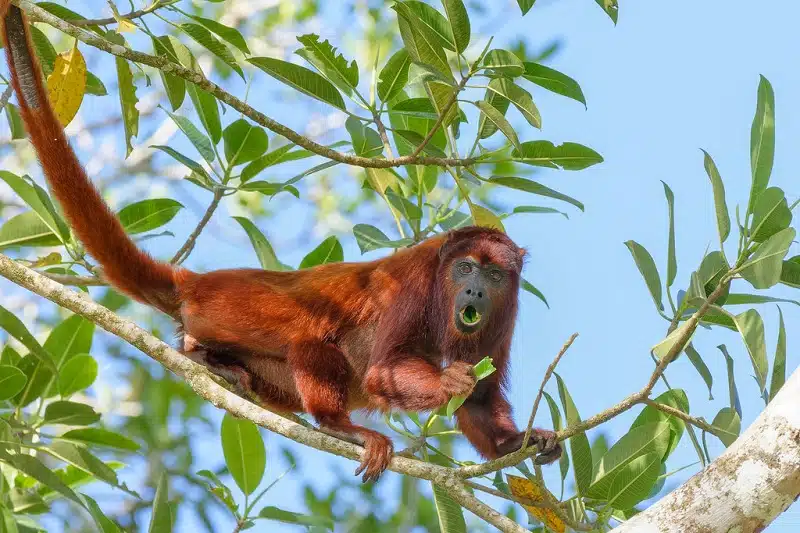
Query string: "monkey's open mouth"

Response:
xmin=459 ymin=305 xmax=481 ymax=326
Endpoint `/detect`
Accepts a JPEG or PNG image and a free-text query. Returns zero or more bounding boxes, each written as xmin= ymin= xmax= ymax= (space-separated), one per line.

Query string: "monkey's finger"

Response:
xmin=534 ymin=444 xmax=562 ymax=465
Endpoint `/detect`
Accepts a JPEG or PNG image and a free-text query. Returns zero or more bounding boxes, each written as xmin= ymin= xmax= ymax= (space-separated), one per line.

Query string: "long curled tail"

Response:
xmin=1 ymin=3 xmax=180 ymax=316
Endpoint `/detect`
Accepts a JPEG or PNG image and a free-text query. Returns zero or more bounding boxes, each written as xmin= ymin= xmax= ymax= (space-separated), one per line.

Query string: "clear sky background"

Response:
xmin=3 ymin=0 xmax=800 ymax=531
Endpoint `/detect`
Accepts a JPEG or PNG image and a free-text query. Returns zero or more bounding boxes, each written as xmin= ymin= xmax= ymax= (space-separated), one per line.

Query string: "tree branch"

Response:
xmin=641 ymin=398 xmax=720 ymax=436
xmin=17 ymin=0 xmax=478 ymax=170
xmin=170 ymin=188 xmax=224 ymax=264
xmin=0 ymin=252 xmax=527 ymax=533
xmin=72 ymin=0 xmax=181 ymax=27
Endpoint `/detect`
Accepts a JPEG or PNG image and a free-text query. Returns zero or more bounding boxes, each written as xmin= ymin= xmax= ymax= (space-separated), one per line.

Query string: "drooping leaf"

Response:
xmin=711 ymin=407 xmax=741 ymax=447
xmin=107 ymin=33 xmax=138 ymax=157
xmin=151 ymin=36 xmax=186 ymax=111
xmin=700 ymin=149 xmax=730 ymax=244
xmin=223 ymin=119 xmax=269 ymax=166
xmin=0 ymin=171 xmax=69 ymax=243
xmin=164 ymin=109 xmax=215 ymax=164
xmin=482 ymin=49 xmax=525 ymax=77
xmin=717 ymin=344 xmax=742 ymax=417
xmin=441 ymin=0 xmax=470 ymax=53
xmin=747 ymin=75 xmax=775 ymax=214
xmin=220 ymin=413 xmax=266 ymax=495
xmin=258 ymin=507 xmax=333 ymax=530
xmin=555 ymin=373 xmax=592 ymax=495
xmin=511 ymin=141 xmax=603 ymax=170
xmin=0 ymin=365 xmax=27 ymax=401
xmin=477 ymin=84 xmax=511 ymax=139
xmin=0 ymin=452 xmax=82 ymax=506
xmin=46 ymin=441 xmax=119 ymax=488
xmin=470 ymin=204 xmax=505 ymax=231
xmin=149 ymin=473 xmax=173 ymax=533
xmin=522 ymin=62 xmax=586 ymax=106
xmin=151 ymin=145 xmax=213 ymax=184
xmin=781 ymin=256 xmax=800 ymax=289
xmin=661 ymin=181 xmax=678 ymax=287
xmin=769 ymin=307 xmax=787 ymax=402
xmin=685 ymin=343 xmax=713 ymax=400
xmin=248 ymin=57 xmax=346 ymax=110
xmin=377 ymin=49 xmax=412 ymax=103
xmin=472 ymin=101 xmax=521 ymax=151
xmin=594 ymin=0 xmax=619 ymax=23
xmin=489 ymin=176 xmax=584 ymax=211
xmin=45 ymin=40 xmax=86 ymax=127
xmin=117 ymin=199 xmax=183 ymax=235
xmin=740 ymin=228 xmax=795 ymax=289
xmin=60 ymin=428 xmax=140 ymax=452
xmin=606 ymin=452 xmax=661 ymax=510
xmin=516 ymin=0 xmax=536 ymax=15
xmin=483 ymin=78 xmax=541 ymax=128
xmin=299 ymin=237 xmax=344 ymax=269
xmin=296 ymin=34 xmax=358 ymax=96
xmin=180 ymin=23 xmax=244 ymax=79
xmin=186 ymin=15 xmax=250 ymax=55
xmin=188 ymin=84 xmax=223 ymax=146
xmin=624 ymin=240 xmax=664 ymax=311
xmin=345 ymin=117 xmax=384 ymax=158
xmin=353 ymin=224 xmax=413 ymax=253
xmin=432 ymin=484 xmax=467 ymax=533
xmin=232 ymin=217 xmax=284 ymax=271
xmin=521 ymin=278 xmax=549 ymax=308
xmin=43 ymin=401 xmax=101 ymax=426
xmin=0 ymin=304 xmax=52 ymax=369
xmin=631 ymin=390 xmax=688 ymax=458
xmin=57 ymin=354 xmax=97 ymax=397
xmin=5 ymin=102 xmax=25 ymax=140
xmin=732 ymin=309 xmax=769 ymax=396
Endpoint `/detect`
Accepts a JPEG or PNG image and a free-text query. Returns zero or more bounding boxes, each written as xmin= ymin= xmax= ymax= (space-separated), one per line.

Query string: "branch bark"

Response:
xmin=615 ymin=365 xmax=800 ymax=532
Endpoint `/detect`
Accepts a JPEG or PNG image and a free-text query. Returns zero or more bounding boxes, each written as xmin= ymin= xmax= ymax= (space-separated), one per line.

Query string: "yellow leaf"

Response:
xmin=115 ymin=18 xmax=137 ymax=33
xmin=30 ymin=252 xmax=61 ymax=268
xmin=46 ymin=40 xmax=86 ymax=127
xmin=506 ymin=474 xmax=566 ymax=533
xmin=470 ymin=204 xmax=505 ymax=232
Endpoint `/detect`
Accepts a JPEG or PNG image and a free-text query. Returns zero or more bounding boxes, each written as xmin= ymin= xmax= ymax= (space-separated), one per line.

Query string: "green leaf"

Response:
xmin=587 ymin=422 xmax=670 ymax=499
xmin=43 ymin=401 xmax=101 ymax=426
xmin=402 ymin=2 xmax=457 ymax=51
xmin=769 ymin=307 xmax=786 ymax=402
xmin=711 ymin=407 xmax=741 ymax=447
xmin=661 ymin=182 xmax=677 ymax=287
xmin=477 ymin=84 xmax=510 ymax=139
xmin=631 ymin=391 xmax=688 ymax=458
xmin=296 ymin=34 xmax=358 ymax=96
xmin=0 ymin=304 xmax=52 ymax=368
xmin=40 ymin=315 xmax=95 ymax=399
xmin=470 ymin=204 xmax=505 ymax=231
xmin=595 ymin=0 xmax=619 ymax=23
xmin=248 ymin=57 xmax=345 ymax=110
xmin=258 ymin=507 xmax=333 ymax=530
xmin=353 ymin=224 xmax=413 ymax=253
xmin=393 ymin=2 xmax=454 ymax=83
xmin=432 ymin=484 xmax=467 ymax=533
xmin=733 ymin=309 xmax=769 ymax=395
xmin=188 ymin=84 xmax=223 ymax=146
xmin=441 ymin=0 xmax=470 ymax=53
xmin=484 ymin=78 xmax=541 ymax=129
xmin=522 ymin=62 xmax=586 ymax=106
xmin=685 ymin=343 xmax=713 ymax=400
xmin=512 ymin=205 xmax=569 ymax=219
xmin=0 ymin=365 xmax=27 ymax=401
xmin=151 ymin=36 xmax=186 ymax=111
xmin=117 ymin=199 xmax=183 ymax=235
xmin=780 ymin=256 xmax=800 ymax=289
xmin=223 ymin=119 xmax=269 ymax=166
xmin=472 ymin=357 xmax=496 ymax=380
xmin=747 ymin=75 xmax=775 ymax=214
xmin=57 ymin=354 xmax=97 ymax=397
xmin=472 ymin=101 xmax=521 ymax=151
xmin=0 ymin=171 xmax=69 ymax=243
xmin=543 ymin=391 xmax=570 ymax=481
xmin=718 ymin=344 xmax=742 ymax=417
xmin=386 ymin=190 xmax=423 ymax=223
xmin=606 ymin=452 xmax=660 ymax=510
xmin=149 ymin=473 xmax=172 ymax=533
xmin=46 ymin=441 xmax=119 ymax=488
xmin=220 ymin=413 xmax=266 ymax=496
xmin=750 ymin=187 xmax=792 ymax=242
xmin=345 ymin=117 xmax=383 ymax=158
xmin=624 ymin=240 xmax=664 ymax=311
xmin=81 ymin=494 xmax=122 ymax=533
xmin=701 ymin=150 xmax=730 ymax=244
xmin=521 ymin=278 xmax=549 ymax=308
xmin=164 ymin=109 xmax=215 ymax=164
xmin=151 ymin=145 xmax=213 ymax=184
xmin=377 ymin=49 xmax=412 ymax=103
xmin=516 ymin=0 xmax=535 ymax=15
xmin=489 ymin=176 xmax=584 ymax=211
xmin=299 ymin=236 xmax=344 ymax=269
xmin=724 ymin=293 xmax=800 ymax=307
xmin=482 ymin=49 xmax=525 ymax=77
xmin=685 ymin=251 xmax=729 ymax=307
xmin=232 ymin=217 xmax=284 ymax=271
xmin=0 ymin=211 xmax=60 ymax=249
xmin=6 ymin=103 xmax=25 ymax=140
xmin=740 ymin=228 xmax=795 ymax=289
xmin=555 ymin=373 xmax=592 ymax=496
xmin=186 ymin=15 xmax=250 ymax=55
xmin=393 ymin=129 xmax=447 ymax=157
xmin=60 ymin=428 xmax=140 ymax=452
xmin=511 ymin=141 xmax=603 ymax=170
xmin=0 ymin=452 xmax=82 ymax=506
xmin=180 ymin=23 xmax=244 ymax=79
xmin=108 ymin=33 xmax=139 ymax=158
xmin=651 ymin=321 xmax=694 ymax=361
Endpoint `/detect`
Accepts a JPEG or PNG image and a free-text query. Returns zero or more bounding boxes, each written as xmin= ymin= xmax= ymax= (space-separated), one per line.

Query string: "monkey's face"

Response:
xmin=450 ymin=257 xmax=510 ymax=334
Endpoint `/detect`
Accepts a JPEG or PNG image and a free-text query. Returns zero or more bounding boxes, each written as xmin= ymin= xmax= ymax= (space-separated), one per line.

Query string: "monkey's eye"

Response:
xmin=458 ymin=263 xmax=473 ymax=275
xmin=489 ymin=270 xmax=503 ymax=282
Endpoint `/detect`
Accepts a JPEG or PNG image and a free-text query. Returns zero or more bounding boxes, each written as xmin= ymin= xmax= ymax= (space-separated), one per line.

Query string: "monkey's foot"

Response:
xmin=353 ymin=431 xmax=394 ymax=483
xmin=497 ymin=428 xmax=562 ymax=465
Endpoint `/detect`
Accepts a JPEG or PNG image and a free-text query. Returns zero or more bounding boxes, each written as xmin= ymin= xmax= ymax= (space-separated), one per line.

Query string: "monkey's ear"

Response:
xmin=438 ymin=231 xmax=456 ymax=260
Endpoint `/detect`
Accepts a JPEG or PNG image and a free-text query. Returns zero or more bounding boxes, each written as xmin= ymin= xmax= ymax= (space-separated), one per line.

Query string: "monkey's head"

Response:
xmin=437 ymin=227 xmax=525 ymax=336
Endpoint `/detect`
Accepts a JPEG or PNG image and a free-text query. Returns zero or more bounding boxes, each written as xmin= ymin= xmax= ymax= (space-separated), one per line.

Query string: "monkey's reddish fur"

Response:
xmin=1 ymin=3 xmax=560 ymax=480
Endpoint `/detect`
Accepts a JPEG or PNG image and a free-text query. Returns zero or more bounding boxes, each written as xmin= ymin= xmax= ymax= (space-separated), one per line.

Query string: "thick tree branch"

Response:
xmin=0 ymin=253 xmax=526 ymax=533
xmin=17 ymin=0 xmax=478 ymax=170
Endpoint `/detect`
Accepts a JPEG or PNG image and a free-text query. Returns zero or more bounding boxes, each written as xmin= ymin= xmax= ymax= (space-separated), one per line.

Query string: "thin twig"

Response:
xmin=0 ymin=84 xmax=13 ymax=108
xmin=19 ymin=0 xmax=478 ymax=170
xmin=521 ymin=333 xmax=578 ymax=450
xmin=170 ymin=188 xmax=224 ymax=264
xmin=410 ymin=76 xmax=469 ymax=158
xmin=72 ymin=0 xmax=180 ymax=26
xmin=42 ymin=272 xmax=106 ymax=286
xmin=641 ymin=399 xmax=720 ymax=436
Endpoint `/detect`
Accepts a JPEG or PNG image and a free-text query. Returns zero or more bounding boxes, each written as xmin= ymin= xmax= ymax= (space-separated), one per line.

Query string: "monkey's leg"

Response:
xmin=289 ymin=342 xmax=393 ymax=482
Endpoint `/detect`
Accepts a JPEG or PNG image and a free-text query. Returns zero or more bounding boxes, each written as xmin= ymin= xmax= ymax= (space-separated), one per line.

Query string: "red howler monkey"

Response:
xmin=0 ymin=3 xmax=560 ymax=481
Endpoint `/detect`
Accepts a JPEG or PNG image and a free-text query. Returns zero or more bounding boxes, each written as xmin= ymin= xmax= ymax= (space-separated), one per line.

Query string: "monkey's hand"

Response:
xmin=440 ymin=361 xmax=477 ymax=399
xmin=497 ymin=428 xmax=562 ymax=465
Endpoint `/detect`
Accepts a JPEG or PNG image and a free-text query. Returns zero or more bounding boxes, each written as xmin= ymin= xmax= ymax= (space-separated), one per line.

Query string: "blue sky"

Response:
xmin=4 ymin=0 xmax=800 ymax=530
